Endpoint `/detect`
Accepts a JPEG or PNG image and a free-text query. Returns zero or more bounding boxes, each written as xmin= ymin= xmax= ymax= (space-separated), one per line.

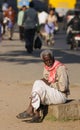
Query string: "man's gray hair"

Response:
xmin=40 ymin=49 xmax=54 ymax=59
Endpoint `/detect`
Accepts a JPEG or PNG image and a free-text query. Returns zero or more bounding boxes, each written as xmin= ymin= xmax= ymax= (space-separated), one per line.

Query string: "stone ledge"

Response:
xmin=47 ymin=100 xmax=80 ymax=120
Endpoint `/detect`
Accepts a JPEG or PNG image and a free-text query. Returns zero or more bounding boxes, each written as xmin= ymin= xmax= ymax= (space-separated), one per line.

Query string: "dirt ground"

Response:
xmin=0 ymin=81 xmax=80 ymax=130
xmin=0 ymin=33 xmax=80 ymax=130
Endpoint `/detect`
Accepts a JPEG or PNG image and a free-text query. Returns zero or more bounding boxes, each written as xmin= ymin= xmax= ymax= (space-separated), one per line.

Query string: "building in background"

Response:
xmin=49 ymin=0 xmax=76 ymax=9
xmin=17 ymin=0 xmax=30 ymax=8
xmin=48 ymin=0 xmax=76 ymax=15
xmin=17 ymin=0 xmax=48 ymax=12
xmin=0 ymin=0 xmax=78 ymax=14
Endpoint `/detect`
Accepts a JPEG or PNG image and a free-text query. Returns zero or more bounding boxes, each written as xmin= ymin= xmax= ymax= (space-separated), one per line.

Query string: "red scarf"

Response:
xmin=45 ymin=60 xmax=63 ymax=83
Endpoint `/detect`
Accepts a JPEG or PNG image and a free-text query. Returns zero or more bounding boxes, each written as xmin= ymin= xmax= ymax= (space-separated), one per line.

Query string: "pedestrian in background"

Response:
xmin=38 ymin=10 xmax=48 ymax=34
xmin=44 ymin=8 xmax=57 ymax=45
xmin=17 ymin=5 xmax=27 ymax=41
xmin=4 ymin=5 xmax=16 ymax=40
xmin=2 ymin=0 xmax=8 ymax=12
xmin=22 ymin=1 xmax=39 ymax=53
xmin=1 ymin=0 xmax=8 ymax=36
xmin=0 ymin=9 xmax=3 ymax=41
xmin=0 ymin=23 xmax=2 ymax=42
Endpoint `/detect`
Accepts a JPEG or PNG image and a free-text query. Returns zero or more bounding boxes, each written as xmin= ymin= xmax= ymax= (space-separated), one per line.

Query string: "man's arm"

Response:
xmin=41 ymin=67 xmax=51 ymax=86
xmin=22 ymin=11 xmax=27 ymax=26
xmin=56 ymin=66 xmax=69 ymax=92
xmin=41 ymin=78 xmax=51 ymax=86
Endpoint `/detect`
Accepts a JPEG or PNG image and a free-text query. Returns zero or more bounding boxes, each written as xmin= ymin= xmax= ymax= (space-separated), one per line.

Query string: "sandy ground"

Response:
xmin=0 ymin=33 xmax=80 ymax=130
xmin=0 ymin=81 xmax=80 ymax=130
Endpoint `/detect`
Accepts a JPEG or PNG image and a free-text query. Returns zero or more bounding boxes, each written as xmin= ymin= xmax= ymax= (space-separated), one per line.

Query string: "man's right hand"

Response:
xmin=41 ymin=78 xmax=51 ymax=86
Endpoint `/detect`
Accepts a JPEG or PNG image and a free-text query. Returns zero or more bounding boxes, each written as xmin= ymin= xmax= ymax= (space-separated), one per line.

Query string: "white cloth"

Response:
xmin=31 ymin=91 xmax=40 ymax=110
xmin=46 ymin=14 xmax=57 ymax=23
xmin=38 ymin=11 xmax=48 ymax=25
xmin=3 ymin=17 xmax=10 ymax=24
xmin=31 ymin=80 xmax=67 ymax=110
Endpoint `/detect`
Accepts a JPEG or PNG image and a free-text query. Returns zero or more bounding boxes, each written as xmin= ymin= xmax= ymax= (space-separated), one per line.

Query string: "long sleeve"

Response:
xmin=43 ymin=67 xmax=49 ymax=80
xmin=55 ymin=66 xmax=70 ymax=93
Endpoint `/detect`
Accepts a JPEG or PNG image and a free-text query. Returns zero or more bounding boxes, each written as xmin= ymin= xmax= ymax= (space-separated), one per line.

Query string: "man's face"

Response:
xmin=23 ymin=7 xmax=26 ymax=11
xmin=43 ymin=54 xmax=54 ymax=67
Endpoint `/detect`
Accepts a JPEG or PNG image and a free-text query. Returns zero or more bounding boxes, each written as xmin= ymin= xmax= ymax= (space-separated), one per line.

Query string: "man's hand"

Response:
xmin=41 ymin=78 xmax=51 ymax=86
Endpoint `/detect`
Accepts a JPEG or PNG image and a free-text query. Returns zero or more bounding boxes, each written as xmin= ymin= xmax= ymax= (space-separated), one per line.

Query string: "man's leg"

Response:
xmin=7 ymin=27 xmax=13 ymax=40
xmin=19 ymin=26 xmax=22 ymax=40
xmin=16 ymin=99 xmax=34 ymax=119
xmin=24 ymin=29 xmax=31 ymax=53
xmin=19 ymin=26 xmax=24 ymax=40
xmin=24 ymin=28 xmax=36 ymax=53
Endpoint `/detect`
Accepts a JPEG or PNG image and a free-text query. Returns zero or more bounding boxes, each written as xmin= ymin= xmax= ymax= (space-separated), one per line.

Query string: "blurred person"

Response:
xmin=0 ymin=9 xmax=4 ymax=24
xmin=67 ymin=10 xmax=80 ymax=49
xmin=46 ymin=8 xmax=57 ymax=26
xmin=2 ymin=0 xmax=8 ymax=12
xmin=22 ymin=1 xmax=39 ymax=53
xmin=44 ymin=22 xmax=55 ymax=45
xmin=43 ymin=8 xmax=58 ymax=45
xmin=38 ymin=11 xmax=48 ymax=34
xmin=16 ymin=49 xmax=70 ymax=123
xmin=2 ymin=1 xmax=8 ymax=36
xmin=0 ymin=9 xmax=7 ymax=36
xmin=2 ymin=14 xmax=9 ymax=36
xmin=0 ymin=9 xmax=3 ymax=41
xmin=4 ymin=5 xmax=16 ymax=40
xmin=17 ymin=5 xmax=27 ymax=41
xmin=0 ymin=23 xmax=2 ymax=42
xmin=38 ymin=11 xmax=48 ymax=25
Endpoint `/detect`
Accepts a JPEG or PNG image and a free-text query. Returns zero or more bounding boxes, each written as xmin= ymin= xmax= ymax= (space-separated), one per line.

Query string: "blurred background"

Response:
xmin=0 ymin=0 xmax=80 ymax=32
xmin=0 ymin=0 xmax=79 ymax=13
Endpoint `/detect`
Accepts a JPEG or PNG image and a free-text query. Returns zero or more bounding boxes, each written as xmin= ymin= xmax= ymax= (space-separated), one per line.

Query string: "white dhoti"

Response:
xmin=31 ymin=80 xmax=67 ymax=110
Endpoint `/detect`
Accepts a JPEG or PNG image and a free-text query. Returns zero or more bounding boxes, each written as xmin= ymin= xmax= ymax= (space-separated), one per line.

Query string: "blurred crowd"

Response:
xmin=0 ymin=3 xmax=16 ymax=41
xmin=0 ymin=1 xmax=64 ymax=52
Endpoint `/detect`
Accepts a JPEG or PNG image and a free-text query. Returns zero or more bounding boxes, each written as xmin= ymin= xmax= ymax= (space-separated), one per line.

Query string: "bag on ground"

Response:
xmin=34 ymin=33 xmax=42 ymax=49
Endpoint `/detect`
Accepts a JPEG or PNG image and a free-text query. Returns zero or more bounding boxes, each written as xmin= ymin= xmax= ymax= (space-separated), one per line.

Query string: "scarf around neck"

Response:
xmin=45 ymin=60 xmax=63 ymax=83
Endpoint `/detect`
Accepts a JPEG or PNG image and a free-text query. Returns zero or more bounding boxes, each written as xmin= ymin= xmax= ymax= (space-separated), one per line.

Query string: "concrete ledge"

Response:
xmin=48 ymin=100 xmax=80 ymax=120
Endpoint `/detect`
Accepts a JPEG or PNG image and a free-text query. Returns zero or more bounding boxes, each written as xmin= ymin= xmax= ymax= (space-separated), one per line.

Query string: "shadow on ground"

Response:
xmin=0 ymin=48 xmax=80 ymax=65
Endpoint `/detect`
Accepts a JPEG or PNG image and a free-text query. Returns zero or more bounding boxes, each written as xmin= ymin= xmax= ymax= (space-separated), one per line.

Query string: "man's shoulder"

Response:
xmin=28 ymin=8 xmax=36 ymax=11
xmin=26 ymin=8 xmax=37 ymax=14
xmin=57 ymin=64 xmax=67 ymax=74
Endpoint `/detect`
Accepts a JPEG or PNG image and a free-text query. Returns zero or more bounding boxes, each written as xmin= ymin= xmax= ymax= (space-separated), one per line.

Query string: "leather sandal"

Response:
xmin=16 ymin=111 xmax=33 ymax=119
xmin=27 ymin=116 xmax=42 ymax=123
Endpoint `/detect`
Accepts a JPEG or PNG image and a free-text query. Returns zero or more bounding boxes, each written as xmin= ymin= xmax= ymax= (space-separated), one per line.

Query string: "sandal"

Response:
xmin=16 ymin=111 xmax=33 ymax=119
xmin=27 ymin=116 xmax=42 ymax=123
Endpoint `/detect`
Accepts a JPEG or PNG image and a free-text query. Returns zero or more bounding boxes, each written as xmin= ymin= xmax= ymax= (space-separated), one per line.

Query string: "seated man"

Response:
xmin=16 ymin=49 xmax=70 ymax=123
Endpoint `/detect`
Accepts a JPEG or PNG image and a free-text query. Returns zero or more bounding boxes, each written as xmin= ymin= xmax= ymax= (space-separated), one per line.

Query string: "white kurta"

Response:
xmin=31 ymin=64 xmax=70 ymax=110
xmin=31 ymin=80 xmax=67 ymax=110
